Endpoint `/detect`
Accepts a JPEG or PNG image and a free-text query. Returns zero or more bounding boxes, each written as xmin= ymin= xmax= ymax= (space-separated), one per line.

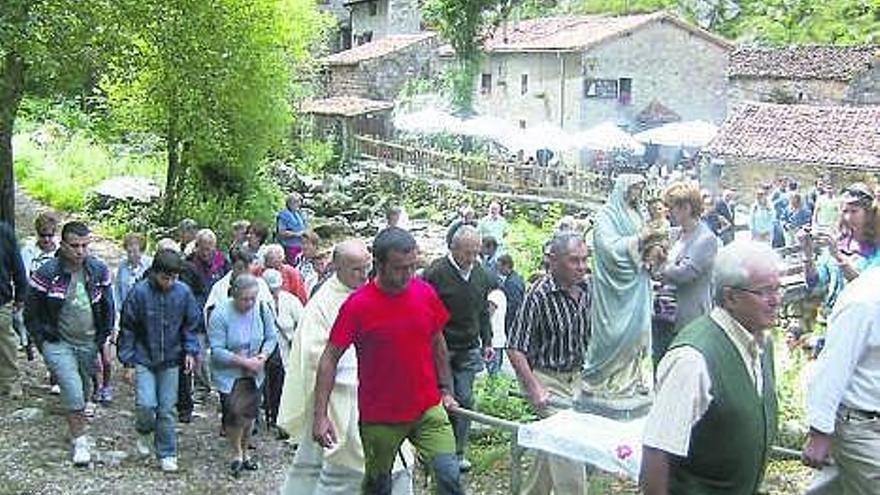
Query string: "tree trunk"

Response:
xmin=0 ymin=52 xmax=25 ymax=228
xmin=162 ymin=117 xmax=180 ymax=224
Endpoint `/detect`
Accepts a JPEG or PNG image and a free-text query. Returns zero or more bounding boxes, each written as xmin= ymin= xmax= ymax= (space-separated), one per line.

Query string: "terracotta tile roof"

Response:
xmin=729 ymin=45 xmax=879 ymax=81
xmin=457 ymin=11 xmax=731 ymax=53
xmin=323 ymin=33 xmax=436 ymax=66
xmin=705 ymin=102 xmax=880 ymax=169
xmin=301 ymin=96 xmax=394 ymax=117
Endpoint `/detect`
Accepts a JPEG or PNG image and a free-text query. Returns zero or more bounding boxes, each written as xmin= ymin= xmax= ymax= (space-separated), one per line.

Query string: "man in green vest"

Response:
xmin=640 ymin=240 xmax=782 ymax=495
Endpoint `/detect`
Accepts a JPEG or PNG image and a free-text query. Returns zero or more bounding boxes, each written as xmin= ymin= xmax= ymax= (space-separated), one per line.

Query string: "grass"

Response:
xmin=12 ymin=123 xmax=164 ymax=212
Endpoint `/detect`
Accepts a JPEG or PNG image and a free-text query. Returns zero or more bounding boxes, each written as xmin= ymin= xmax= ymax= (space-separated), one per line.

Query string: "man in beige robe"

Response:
xmin=278 ymin=240 xmax=412 ymax=494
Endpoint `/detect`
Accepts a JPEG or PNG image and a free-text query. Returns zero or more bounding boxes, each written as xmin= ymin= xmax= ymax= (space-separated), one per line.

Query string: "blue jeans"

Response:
xmin=448 ymin=347 xmax=483 ymax=457
xmin=486 ymin=347 xmax=504 ymax=375
xmin=42 ymin=340 xmax=96 ymax=411
xmin=135 ymin=365 xmax=180 ymax=459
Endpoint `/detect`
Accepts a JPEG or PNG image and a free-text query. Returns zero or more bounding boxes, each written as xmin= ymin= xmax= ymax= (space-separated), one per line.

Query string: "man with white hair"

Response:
xmin=278 ymin=240 xmax=413 ymax=494
xmin=641 ymin=240 xmax=782 ymax=494
xmin=423 ymin=224 xmax=495 ymax=471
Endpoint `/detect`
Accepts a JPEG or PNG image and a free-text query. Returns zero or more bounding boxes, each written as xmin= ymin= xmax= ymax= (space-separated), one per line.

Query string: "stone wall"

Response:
xmin=351 ymin=1 xmax=389 ymax=43
xmin=846 ymin=61 xmax=880 ymax=105
xmin=580 ymin=20 xmax=729 ymax=128
xmin=387 ymin=0 xmax=420 ymax=35
xmin=729 ymin=77 xmax=851 ymax=106
xmin=718 ymin=157 xmax=880 ymax=200
xmin=472 ymin=19 xmax=730 ymax=132
xmin=325 ymin=36 xmax=438 ymax=101
xmin=350 ymin=0 xmax=420 ymax=44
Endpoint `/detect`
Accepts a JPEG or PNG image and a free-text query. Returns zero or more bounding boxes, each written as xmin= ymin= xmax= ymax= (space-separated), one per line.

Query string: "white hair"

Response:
xmin=450 ymin=224 xmax=481 ymax=249
xmin=713 ymin=240 xmax=783 ymax=304
xmin=195 ymin=228 xmax=217 ymax=245
xmin=156 ymin=237 xmax=180 ymax=253
xmin=264 ymin=243 xmax=285 ymax=260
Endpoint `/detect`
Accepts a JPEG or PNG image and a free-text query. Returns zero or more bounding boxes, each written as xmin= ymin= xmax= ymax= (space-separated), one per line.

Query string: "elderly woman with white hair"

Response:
xmin=209 ymin=273 xmax=277 ymax=477
xmin=259 ymin=243 xmax=308 ymax=304
xmin=642 ymin=240 xmax=783 ymax=495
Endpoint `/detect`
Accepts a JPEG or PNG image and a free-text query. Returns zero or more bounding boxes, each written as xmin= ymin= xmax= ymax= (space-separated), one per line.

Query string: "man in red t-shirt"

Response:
xmin=312 ymin=227 xmax=464 ymax=495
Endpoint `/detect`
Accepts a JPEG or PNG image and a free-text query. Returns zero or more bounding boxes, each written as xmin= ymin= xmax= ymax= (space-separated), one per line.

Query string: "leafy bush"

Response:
xmin=13 ymin=124 xmax=164 ymax=211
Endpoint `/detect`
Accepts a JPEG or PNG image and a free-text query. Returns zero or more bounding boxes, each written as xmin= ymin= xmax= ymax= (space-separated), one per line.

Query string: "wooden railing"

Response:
xmin=353 ymin=135 xmax=613 ymax=203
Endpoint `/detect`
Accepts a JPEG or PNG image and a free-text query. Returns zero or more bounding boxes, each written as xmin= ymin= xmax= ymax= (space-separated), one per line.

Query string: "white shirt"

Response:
xmin=642 ymin=307 xmax=766 ymax=456
xmin=447 ymin=253 xmax=472 ymax=282
xmin=807 ymin=266 xmax=880 ymax=434
xmin=488 ymin=289 xmax=507 ymax=348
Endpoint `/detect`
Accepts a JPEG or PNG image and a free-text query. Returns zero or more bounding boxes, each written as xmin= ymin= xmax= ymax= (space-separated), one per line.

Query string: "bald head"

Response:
xmin=334 ymin=239 xmax=372 ymax=290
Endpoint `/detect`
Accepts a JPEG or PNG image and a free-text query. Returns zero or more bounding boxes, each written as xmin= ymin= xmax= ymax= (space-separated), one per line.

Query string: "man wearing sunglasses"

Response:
xmin=641 ymin=240 xmax=782 ymax=494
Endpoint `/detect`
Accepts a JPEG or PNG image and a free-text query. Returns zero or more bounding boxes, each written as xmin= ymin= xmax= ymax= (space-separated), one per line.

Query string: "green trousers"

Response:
xmin=359 ymin=404 xmax=462 ymax=495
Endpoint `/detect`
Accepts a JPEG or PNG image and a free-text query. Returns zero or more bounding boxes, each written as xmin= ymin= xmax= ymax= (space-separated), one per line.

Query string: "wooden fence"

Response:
xmin=353 ymin=135 xmax=613 ymax=203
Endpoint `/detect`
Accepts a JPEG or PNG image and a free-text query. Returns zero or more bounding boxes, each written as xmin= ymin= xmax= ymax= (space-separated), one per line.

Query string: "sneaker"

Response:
xmin=159 ymin=456 xmax=179 ymax=472
xmin=458 ymin=456 xmax=472 ymax=473
xmin=72 ymin=435 xmax=91 ymax=466
xmin=49 ymin=384 xmax=61 ymax=395
xmin=136 ymin=433 xmax=152 ymax=457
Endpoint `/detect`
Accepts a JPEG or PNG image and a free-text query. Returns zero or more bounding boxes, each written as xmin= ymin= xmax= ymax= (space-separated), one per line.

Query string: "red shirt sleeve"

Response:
xmin=328 ymin=297 xmax=358 ymax=350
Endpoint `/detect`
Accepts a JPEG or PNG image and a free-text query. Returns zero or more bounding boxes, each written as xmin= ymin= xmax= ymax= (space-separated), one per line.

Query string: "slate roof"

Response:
xmin=322 ymin=33 xmax=436 ymax=66
xmin=729 ymin=45 xmax=879 ymax=81
xmin=705 ymin=102 xmax=880 ymax=169
xmin=449 ymin=11 xmax=731 ymax=54
xmin=301 ymin=96 xmax=394 ymax=117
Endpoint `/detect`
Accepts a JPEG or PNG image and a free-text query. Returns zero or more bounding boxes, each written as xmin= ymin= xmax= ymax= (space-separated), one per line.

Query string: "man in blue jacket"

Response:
xmin=118 ymin=249 xmax=201 ymax=473
xmin=25 ymin=221 xmax=115 ymax=466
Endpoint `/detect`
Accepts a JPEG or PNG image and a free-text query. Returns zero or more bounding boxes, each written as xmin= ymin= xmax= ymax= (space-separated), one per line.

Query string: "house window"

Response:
xmin=481 ymin=73 xmax=493 ymax=95
xmin=618 ymin=78 xmax=632 ymax=105
xmin=584 ymin=78 xmax=619 ymax=99
xmin=356 ymin=31 xmax=373 ymax=45
xmin=519 ymin=120 xmax=527 ymax=129
xmin=521 ymin=74 xmax=529 ymax=95
xmin=369 ymin=1 xmax=378 ymax=16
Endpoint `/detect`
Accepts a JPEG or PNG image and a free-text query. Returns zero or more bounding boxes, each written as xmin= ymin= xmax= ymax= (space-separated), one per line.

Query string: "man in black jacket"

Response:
xmin=0 ymin=221 xmax=27 ymax=399
xmin=423 ymin=225 xmax=495 ymax=471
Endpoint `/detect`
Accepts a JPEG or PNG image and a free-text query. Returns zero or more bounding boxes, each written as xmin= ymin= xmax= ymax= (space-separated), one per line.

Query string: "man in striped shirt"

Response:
xmin=507 ymin=232 xmax=591 ymax=495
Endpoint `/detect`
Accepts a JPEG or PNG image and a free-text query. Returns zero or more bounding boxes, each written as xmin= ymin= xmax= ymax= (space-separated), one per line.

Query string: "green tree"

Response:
xmin=104 ymin=0 xmax=329 ymax=223
xmin=425 ymin=0 xmax=511 ymax=116
xmin=0 ymin=1 xmax=120 ymax=226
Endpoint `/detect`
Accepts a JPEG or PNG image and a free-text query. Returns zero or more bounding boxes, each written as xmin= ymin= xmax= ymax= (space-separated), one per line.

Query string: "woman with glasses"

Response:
xmin=800 ymin=182 xmax=880 ymax=318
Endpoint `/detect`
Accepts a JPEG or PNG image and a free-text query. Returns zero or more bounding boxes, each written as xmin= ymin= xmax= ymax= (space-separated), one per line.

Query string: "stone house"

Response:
xmin=346 ymin=0 xmax=421 ymax=46
xmin=705 ymin=102 xmax=880 ymax=197
xmin=728 ymin=45 xmax=879 ymax=106
xmin=321 ymin=33 xmax=438 ymax=101
xmin=445 ymin=12 xmax=732 ymax=132
xmin=301 ymin=96 xmax=395 ymax=160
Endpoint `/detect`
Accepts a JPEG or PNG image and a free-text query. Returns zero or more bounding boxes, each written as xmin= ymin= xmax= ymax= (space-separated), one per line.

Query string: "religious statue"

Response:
xmin=579 ymin=174 xmax=658 ymax=417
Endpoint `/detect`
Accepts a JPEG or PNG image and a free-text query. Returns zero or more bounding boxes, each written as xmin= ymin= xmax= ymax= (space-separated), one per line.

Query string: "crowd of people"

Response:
xmin=0 ymin=174 xmax=876 ymax=495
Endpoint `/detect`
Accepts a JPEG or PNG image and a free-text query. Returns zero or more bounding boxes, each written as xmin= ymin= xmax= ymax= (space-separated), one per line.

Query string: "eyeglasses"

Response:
xmin=730 ymin=285 xmax=783 ymax=300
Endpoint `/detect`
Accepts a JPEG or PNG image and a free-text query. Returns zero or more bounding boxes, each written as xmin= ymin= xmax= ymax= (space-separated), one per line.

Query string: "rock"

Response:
xmin=10 ymin=407 xmax=44 ymax=421
xmin=91 ymin=176 xmax=161 ymax=205
xmin=312 ymin=217 xmax=355 ymax=239
xmin=96 ymin=450 xmax=129 ymax=467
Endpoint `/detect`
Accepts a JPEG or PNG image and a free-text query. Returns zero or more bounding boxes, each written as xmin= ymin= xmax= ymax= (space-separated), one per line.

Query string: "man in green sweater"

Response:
xmin=640 ymin=240 xmax=782 ymax=495
xmin=423 ymin=224 xmax=495 ymax=471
